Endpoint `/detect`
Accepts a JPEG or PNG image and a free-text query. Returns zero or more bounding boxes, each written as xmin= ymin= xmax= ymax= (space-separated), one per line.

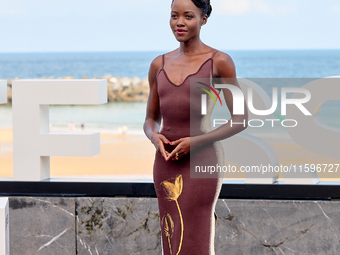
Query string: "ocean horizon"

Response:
xmin=1 ymin=49 xmax=340 ymax=79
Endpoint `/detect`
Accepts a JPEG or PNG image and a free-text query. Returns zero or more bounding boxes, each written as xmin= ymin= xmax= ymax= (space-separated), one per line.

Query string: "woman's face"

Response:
xmin=170 ymin=0 xmax=207 ymax=42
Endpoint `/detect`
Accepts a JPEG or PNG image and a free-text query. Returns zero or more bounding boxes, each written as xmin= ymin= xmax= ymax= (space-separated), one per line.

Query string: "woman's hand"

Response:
xmin=165 ymin=136 xmax=200 ymax=161
xmin=151 ymin=132 xmax=170 ymax=159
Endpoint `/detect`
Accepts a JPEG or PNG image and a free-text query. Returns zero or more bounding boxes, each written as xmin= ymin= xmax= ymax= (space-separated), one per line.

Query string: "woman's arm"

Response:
xmin=143 ymin=55 xmax=170 ymax=159
xmin=166 ymin=52 xmax=248 ymax=161
xmin=192 ymin=52 xmax=248 ymax=147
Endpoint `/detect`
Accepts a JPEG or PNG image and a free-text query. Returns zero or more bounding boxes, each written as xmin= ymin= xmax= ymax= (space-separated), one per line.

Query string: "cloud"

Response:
xmin=331 ymin=5 xmax=340 ymax=13
xmin=0 ymin=1 xmax=23 ymax=16
xmin=253 ymin=1 xmax=296 ymax=16
xmin=131 ymin=0 xmax=155 ymax=5
xmin=214 ymin=0 xmax=296 ymax=16
xmin=277 ymin=6 xmax=297 ymax=16
xmin=214 ymin=0 xmax=251 ymax=15
xmin=252 ymin=0 xmax=272 ymax=15
xmin=0 ymin=7 xmax=22 ymax=15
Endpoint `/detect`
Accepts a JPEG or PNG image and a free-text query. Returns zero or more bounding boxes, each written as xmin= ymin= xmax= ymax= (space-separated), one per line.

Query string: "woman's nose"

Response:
xmin=176 ymin=17 xmax=185 ymax=26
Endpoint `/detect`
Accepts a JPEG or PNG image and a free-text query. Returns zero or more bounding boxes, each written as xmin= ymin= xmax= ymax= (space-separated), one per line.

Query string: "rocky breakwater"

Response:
xmin=5 ymin=75 xmax=150 ymax=104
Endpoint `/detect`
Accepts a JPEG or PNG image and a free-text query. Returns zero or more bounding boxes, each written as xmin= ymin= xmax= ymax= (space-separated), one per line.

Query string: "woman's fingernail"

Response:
xmin=170 ymin=142 xmax=172 ymax=145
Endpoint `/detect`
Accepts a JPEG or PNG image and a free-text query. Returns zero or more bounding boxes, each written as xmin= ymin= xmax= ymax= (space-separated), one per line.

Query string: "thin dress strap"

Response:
xmin=162 ymin=54 xmax=165 ymax=69
xmin=210 ymin=50 xmax=218 ymax=86
xmin=211 ymin=49 xmax=219 ymax=59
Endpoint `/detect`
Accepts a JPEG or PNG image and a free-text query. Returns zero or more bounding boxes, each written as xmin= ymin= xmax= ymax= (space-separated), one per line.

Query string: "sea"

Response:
xmin=0 ymin=50 xmax=339 ymax=135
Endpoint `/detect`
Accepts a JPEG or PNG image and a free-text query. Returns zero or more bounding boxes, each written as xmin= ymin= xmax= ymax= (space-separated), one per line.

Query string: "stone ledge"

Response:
xmin=6 ymin=197 xmax=340 ymax=254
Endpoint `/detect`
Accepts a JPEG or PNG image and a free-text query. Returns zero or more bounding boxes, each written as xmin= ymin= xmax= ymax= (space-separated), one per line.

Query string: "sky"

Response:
xmin=0 ymin=0 xmax=340 ymax=53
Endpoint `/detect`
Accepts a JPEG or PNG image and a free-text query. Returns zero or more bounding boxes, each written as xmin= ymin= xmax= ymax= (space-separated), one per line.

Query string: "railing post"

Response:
xmin=0 ymin=197 xmax=9 ymax=255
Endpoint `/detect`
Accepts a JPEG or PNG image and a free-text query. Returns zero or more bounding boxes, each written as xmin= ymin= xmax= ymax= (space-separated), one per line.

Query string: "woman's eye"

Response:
xmin=171 ymin=14 xmax=177 ymax=18
xmin=186 ymin=15 xmax=194 ymax=19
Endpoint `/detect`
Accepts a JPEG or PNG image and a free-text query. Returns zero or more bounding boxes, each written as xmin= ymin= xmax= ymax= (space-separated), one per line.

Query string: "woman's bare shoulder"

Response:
xmin=149 ymin=55 xmax=163 ymax=71
xmin=148 ymin=54 xmax=164 ymax=81
xmin=214 ymin=50 xmax=236 ymax=77
xmin=214 ymin=51 xmax=235 ymax=66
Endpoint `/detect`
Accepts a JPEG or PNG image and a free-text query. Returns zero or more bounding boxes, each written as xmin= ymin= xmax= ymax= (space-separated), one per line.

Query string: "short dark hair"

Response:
xmin=171 ymin=0 xmax=212 ymax=18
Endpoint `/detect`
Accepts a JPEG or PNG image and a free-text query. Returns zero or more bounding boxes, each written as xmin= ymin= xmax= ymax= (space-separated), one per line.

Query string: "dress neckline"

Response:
xmin=161 ymin=57 xmax=212 ymax=87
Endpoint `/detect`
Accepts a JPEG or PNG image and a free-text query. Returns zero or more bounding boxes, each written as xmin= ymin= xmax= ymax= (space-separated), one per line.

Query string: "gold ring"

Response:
xmin=175 ymin=152 xmax=179 ymax=158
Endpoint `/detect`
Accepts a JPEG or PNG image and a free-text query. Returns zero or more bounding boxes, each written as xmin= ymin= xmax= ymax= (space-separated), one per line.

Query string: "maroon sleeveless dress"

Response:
xmin=153 ymin=50 xmax=223 ymax=255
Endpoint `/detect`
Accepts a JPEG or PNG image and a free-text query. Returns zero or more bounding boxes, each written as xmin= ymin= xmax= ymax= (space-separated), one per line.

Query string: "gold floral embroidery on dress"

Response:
xmin=160 ymin=174 xmax=184 ymax=255
xmin=161 ymin=212 xmax=174 ymax=254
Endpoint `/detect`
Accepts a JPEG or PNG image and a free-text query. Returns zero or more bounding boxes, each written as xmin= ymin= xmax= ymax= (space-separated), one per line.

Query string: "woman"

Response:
xmin=143 ymin=0 xmax=248 ymax=254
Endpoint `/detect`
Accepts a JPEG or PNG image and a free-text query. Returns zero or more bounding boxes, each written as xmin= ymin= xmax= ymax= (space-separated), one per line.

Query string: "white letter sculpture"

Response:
xmin=12 ymin=79 xmax=107 ymax=181
xmin=0 ymin=197 xmax=9 ymax=255
xmin=0 ymin=80 xmax=7 ymax=153
xmin=0 ymin=80 xmax=6 ymax=104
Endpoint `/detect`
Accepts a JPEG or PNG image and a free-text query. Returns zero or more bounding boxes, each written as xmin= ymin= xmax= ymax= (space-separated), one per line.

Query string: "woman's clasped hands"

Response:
xmin=151 ymin=132 xmax=199 ymax=161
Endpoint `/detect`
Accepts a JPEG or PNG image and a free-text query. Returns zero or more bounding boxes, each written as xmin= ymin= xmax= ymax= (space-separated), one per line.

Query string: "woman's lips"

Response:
xmin=176 ymin=29 xmax=187 ymax=35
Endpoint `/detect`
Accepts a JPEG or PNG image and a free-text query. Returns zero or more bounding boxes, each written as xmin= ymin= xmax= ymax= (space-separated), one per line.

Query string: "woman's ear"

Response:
xmin=202 ymin=14 xmax=208 ymax=26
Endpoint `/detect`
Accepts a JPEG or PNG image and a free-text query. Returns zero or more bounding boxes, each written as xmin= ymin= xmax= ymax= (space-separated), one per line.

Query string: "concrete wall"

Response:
xmin=7 ymin=197 xmax=340 ymax=254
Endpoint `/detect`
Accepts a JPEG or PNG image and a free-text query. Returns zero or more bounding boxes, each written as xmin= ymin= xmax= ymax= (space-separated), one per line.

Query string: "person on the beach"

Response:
xmin=143 ymin=0 xmax=248 ymax=254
